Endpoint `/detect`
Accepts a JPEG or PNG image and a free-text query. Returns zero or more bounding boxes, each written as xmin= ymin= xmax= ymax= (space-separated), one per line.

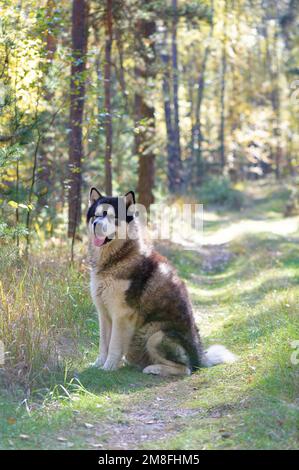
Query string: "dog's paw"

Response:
xmin=102 ymin=359 xmax=121 ymax=371
xmin=143 ymin=365 xmax=163 ymax=375
xmin=90 ymin=356 xmax=105 ymax=368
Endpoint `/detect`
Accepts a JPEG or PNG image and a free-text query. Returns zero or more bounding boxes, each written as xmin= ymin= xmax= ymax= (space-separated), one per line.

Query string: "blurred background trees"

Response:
xmin=0 ymin=0 xmax=299 ymax=252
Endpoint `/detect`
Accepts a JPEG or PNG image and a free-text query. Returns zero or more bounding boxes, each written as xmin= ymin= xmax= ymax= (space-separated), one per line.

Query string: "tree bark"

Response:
xmin=37 ymin=0 xmax=58 ymax=208
xmin=104 ymin=0 xmax=113 ymax=195
xmin=192 ymin=0 xmax=214 ymax=182
xmin=170 ymin=0 xmax=182 ymax=191
xmin=68 ymin=0 xmax=89 ymax=238
xmin=135 ymin=17 xmax=156 ymax=210
xmin=219 ymin=0 xmax=227 ymax=170
xmin=160 ymin=27 xmax=177 ymax=193
xmin=273 ymin=7 xmax=282 ymax=180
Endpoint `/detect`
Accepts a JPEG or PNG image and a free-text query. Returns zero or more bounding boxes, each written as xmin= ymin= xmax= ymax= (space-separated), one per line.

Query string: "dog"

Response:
xmin=87 ymin=188 xmax=236 ymax=376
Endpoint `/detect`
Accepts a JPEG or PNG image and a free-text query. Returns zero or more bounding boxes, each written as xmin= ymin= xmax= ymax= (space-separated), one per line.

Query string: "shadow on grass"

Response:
xmin=76 ymin=365 xmax=174 ymax=396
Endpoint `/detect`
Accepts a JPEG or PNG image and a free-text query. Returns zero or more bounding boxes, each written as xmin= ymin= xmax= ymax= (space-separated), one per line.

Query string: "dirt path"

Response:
xmin=86 ymin=379 xmax=202 ymax=450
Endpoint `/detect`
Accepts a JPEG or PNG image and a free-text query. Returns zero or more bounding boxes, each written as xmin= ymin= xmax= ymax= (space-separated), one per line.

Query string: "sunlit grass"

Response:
xmin=146 ymin=227 xmax=299 ymax=449
xmin=0 ymin=247 xmax=95 ymax=390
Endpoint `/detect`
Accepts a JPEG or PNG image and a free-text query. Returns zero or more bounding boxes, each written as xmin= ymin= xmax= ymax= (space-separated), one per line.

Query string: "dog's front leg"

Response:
xmin=102 ymin=316 xmax=136 ymax=371
xmin=92 ymin=305 xmax=112 ymax=368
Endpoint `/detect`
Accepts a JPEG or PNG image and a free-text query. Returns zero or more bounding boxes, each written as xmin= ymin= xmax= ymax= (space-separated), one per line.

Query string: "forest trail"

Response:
xmin=1 ymin=185 xmax=298 ymax=450
xmin=69 ymin=191 xmax=299 ymax=450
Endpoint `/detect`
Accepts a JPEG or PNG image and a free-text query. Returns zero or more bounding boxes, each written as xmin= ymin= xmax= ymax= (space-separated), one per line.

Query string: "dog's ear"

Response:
xmin=89 ymin=187 xmax=103 ymax=205
xmin=125 ymin=191 xmax=135 ymax=207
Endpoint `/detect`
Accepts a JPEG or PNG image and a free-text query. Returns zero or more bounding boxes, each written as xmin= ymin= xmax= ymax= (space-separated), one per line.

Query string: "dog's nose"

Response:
xmin=93 ymin=216 xmax=108 ymax=236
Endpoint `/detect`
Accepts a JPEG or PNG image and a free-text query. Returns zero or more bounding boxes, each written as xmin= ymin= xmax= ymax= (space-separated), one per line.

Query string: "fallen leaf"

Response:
xmin=7 ymin=417 xmax=16 ymax=425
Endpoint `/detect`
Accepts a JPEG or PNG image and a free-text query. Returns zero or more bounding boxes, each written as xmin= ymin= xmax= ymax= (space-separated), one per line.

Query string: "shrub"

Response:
xmin=198 ymin=176 xmax=244 ymax=209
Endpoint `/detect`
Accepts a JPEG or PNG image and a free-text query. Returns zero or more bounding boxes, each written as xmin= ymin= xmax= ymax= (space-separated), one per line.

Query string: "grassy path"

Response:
xmin=1 ymin=183 xmax=299 ymax=449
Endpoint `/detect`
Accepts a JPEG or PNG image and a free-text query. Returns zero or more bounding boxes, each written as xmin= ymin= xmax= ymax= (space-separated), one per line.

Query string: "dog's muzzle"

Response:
xmin=93 ymin=216 xmax=115 ymax=247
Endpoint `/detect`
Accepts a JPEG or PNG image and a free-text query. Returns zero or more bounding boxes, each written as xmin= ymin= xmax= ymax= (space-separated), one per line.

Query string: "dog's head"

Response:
xmin=87 ymin=188 xmax=136 ymax=248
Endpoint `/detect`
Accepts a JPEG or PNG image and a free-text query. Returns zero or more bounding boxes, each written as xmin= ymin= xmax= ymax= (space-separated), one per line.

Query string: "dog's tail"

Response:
xmin=201 ymin=344 xmax=237 ymax=367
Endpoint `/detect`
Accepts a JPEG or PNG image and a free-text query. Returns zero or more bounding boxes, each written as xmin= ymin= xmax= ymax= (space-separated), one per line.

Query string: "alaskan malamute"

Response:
xmin=87 ymin=188 xmax=236 ymax=376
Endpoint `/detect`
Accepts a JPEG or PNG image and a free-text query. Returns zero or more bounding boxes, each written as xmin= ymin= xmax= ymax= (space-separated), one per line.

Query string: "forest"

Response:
xmin=0 ymin=0 xmax=299 ymax=451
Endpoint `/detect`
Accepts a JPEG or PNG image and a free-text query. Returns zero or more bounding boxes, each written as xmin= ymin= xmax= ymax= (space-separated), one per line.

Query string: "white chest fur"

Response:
xmin=90 ymin=271 xmax=131 ymax=319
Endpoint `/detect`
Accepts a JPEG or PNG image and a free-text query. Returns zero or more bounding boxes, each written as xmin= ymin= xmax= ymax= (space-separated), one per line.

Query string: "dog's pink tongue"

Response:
xmin=93 ymin=235 xmax=106 ymax=247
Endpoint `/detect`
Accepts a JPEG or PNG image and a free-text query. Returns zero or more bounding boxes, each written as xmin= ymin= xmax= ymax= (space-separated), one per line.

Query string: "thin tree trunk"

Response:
xmin=115 ymin=26 xmax=129 ymax=113
xmin=170 ymin=0 xmax=182 ymax=190
xmin=135 ymin=18 xmax=156 ymax=209
xmin=160 ymin=27 xmax=177 ymax=193
xmin=219 ymin=0 xmax=227 ymax=169
xmin=68 ymin=0 xmax=89 ymax=239
xmin=273 ymin=9 xmax=282 ymax=180
xmin=266 ymin=9 xmax=282 ymax=180
xmin=104 ymin=0 xmax=113 ymax=195
xmin=25 ymin=131 xmax=42 ymax=257
xmin=192 ymin=0 xmax=214 ymax=182
xmin=37 ymin=0 xmax=58 ymax=208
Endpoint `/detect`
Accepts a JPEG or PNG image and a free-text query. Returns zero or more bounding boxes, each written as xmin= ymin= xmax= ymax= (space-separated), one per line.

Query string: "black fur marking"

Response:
xmin=125 ymin=254 xmax=160 ymax=308
xmin=87 ymin=196 xmax=134 ymax=224
xmin=125 ymin=191 xmax=135 ymax=205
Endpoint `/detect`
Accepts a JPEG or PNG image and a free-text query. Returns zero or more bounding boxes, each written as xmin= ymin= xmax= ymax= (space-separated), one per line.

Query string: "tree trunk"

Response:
xmin=266 ymin=9 xmax=282 ymax=180
xmin=115 ymin=25 xmax=129 ymax=113
xmin=37 ymin=0 xmax=58 ymax=208
xmin=219 ymin=0 xmax=227 ymax=170
xmin=104 ymin=0 xmax=113 ymax=195
xmin=192 ymin=0 xmax=214 ymax=183
xmin=160 ymin=26 xmax=177 ymax=193
xmin=68 ymin=0 xmax=89 ymax=238
xmin=273 ymin=9 xmax=282 ymax=180
xmin=170 ymin=0 xmax=182 ymax=191
xmin=135 ymin=18 xmax=156 ymax=210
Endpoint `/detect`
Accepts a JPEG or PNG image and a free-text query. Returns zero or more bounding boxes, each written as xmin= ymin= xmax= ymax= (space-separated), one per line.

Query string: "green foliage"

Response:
xmin=0 ymin=221 xmax=28 ymax=241
xmin=198 ymin=176 xmax=244 ymax=209
xmin=0 ymin=144 xmax=22 ymax=169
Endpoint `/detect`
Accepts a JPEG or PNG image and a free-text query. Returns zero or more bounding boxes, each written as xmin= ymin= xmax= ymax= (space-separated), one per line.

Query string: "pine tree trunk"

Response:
xmin=170 ymin=0 xmax=182 ymax=191
xmin=37 ymin=0 xmax=57 ymax=208
xmin=135 ymin=17 xmax=156 ymax=210
xmin=104 ymin=0 xmax=113 ymax=195
xmin=68 ymin=0 xmax=89 ymax=238
xmin=160 ymin=27 xmax=176 ymax=193
xmin=192 ymin=0 xmax=214 ymax=183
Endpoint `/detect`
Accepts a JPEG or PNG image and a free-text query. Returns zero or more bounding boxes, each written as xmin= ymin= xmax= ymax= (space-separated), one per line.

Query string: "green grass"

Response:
xmin=0 ymin=180 xmax=299 ymax=449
